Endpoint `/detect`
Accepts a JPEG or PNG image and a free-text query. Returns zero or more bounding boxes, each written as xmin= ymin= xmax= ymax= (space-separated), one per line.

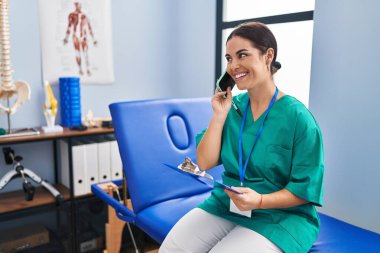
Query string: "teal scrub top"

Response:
xmin=196 ymin=93 xmax=324 ymax=253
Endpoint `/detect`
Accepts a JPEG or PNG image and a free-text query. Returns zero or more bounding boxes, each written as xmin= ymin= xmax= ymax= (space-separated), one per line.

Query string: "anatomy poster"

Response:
xmin=39 ymin=0 xmax=114 ymax=84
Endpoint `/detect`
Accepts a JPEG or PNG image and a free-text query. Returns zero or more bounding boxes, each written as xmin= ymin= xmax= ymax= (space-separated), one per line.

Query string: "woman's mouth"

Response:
xmin=234 ymin=72 xmax=248 ymax=82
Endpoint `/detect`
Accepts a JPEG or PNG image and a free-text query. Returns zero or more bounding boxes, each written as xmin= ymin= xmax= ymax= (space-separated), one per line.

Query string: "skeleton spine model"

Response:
xmin=0 ymin=0 xmax=30 ymax=117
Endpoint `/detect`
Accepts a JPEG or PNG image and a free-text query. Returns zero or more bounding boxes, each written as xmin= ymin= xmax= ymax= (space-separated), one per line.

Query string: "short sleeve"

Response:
xmin=285 ymin=112 xmax=324 ymax=206
xmin=195 ymin=128 xmax=207 ymax=148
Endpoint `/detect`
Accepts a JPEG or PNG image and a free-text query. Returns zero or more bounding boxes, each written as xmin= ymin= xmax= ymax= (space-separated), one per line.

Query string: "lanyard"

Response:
xmin=238 ymin=87 xmax=278 ymax=186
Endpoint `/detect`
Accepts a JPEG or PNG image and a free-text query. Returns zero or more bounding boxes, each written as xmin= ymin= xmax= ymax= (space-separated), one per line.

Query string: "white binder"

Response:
xmin=110 ymin=140 xmax=123 ymax=180
xmin=97 ymin=142 xmax=111 ymax=182
xmin=72 ymin=145 xmax=87 ymax=196
xmin=60 ymin=140 xmax=88 ymax=196
xmin=85 ymin=143 xmax=99 ymax=193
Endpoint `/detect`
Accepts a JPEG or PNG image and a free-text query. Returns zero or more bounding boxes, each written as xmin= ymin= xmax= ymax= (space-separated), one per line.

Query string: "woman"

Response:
xmin=160 ymin=22 xmax=324 ymax=253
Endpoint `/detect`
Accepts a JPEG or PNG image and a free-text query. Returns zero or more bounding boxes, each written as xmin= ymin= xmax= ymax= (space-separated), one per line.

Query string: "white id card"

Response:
xmin=229 ymin=199 xmax=251 ymax=218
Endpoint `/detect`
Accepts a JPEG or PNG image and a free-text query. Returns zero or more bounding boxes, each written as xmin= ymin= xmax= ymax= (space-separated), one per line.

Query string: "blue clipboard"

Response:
xmin=213 ymin=180 xmax=242 ymax=194
xmin=163 ymin=163 xmax=242 ymax=194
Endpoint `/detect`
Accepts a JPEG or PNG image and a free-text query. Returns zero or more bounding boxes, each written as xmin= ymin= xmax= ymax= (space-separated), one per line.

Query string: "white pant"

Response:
xmin=159 ymin=208 xmax=283 ymax=253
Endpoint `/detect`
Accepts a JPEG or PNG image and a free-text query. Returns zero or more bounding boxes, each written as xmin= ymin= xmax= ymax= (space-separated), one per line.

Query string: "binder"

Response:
xmin=110 ymin=141 xmax=123 ymax=180
xmin=97 ymin=141 xmax=111 ymax=182
xmin=85 ymin=143 xmax=99 ymax=193
xmin=72 ymin=144 xmax=87 ymax=196
xmin=60 ymin=140 xmax=88 ymax=196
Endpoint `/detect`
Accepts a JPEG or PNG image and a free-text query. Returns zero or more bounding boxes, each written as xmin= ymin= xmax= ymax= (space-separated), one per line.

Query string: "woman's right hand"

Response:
xmin=211 ymin=87 xmax=232 ymax=122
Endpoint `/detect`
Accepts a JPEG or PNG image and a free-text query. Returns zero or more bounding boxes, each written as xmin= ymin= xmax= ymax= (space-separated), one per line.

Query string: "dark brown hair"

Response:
xmin=227 ymin=22 xmax=281 ymax=74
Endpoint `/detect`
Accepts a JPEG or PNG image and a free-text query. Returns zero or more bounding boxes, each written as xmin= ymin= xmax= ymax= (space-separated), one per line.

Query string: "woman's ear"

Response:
xmin=266 ymin=48 xmax=274 ymax=64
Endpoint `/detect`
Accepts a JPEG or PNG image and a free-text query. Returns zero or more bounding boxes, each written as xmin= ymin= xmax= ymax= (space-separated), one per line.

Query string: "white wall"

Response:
xmin=310 ymin=0 xmax=380 ymax=233
xmin=0 ymin=0 xmax=216 ymax=192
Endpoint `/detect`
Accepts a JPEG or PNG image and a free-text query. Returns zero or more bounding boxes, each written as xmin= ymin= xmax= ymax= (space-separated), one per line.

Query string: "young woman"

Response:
xmin=160 ymin=22 xmax=324 ymax=253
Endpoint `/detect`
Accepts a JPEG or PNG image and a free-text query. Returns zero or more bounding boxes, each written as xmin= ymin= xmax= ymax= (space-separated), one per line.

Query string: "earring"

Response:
xmin=267 ymin=64 xmax=270 ymax=71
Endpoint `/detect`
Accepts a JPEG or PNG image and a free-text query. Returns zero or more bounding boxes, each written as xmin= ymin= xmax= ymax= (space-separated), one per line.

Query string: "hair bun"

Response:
xmin=273 ymin=61 xmax=281 ymax=70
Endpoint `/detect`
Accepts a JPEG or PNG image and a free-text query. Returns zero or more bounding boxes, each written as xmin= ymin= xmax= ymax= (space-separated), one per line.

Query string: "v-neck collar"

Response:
xmin=242 ymin=93 xmax=289 ymax=124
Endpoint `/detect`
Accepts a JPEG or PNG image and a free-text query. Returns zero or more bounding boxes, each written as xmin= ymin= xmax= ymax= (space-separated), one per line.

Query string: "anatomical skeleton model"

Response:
xmin=0 ymin=0 xmax=31 ymax=133
xmin=42 ymin=81 xmax=62 ymax=133
xmin=43 ymin=81 xmax=57 ymax=128
xmin=0 ymin=0 xmax=62 ymax=202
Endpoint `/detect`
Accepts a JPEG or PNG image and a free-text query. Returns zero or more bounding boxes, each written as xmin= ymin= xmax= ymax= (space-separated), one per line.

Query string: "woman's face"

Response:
xmin=225 ymin=36 xmax=270 ymax=90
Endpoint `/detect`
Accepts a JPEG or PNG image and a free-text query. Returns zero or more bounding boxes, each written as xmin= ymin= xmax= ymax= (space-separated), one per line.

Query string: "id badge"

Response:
xmin=229 ymin=199 xmax=251 ymax=218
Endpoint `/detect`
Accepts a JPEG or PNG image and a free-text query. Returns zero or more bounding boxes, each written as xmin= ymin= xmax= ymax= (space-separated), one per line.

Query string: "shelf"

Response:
xmin=0 ymin=127 xmax=114 ymax=145
xmin=0 ymin=184 xmax=70 ymax=214
xmin=0 ymin=128 xmax=116 ymax=253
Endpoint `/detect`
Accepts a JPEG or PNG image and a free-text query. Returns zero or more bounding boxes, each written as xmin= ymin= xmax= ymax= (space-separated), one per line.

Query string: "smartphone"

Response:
xmin=216 ymin=71 xmax=243 ymax=117
xmin=216 ymin=71 xmax=235 ymax=95
xmin=214 ymin=181 xmax=242 ymax=194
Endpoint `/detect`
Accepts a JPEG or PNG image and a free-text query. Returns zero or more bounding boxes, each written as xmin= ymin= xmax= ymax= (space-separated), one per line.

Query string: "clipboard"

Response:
xmin=213 ymin=180 xmax=242 ymax=194
xmin=163 ymin=163 xmax=242 ymax=194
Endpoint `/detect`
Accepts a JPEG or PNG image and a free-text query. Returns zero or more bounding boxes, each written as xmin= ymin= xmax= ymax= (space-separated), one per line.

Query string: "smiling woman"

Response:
xmin=159 ymin=22 xmax=324 ymax=253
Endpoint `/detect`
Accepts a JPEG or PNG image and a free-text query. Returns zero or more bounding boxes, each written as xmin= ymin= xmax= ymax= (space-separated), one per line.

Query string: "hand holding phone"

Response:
xmin=216 ymin=71 xmax=242 ymax=117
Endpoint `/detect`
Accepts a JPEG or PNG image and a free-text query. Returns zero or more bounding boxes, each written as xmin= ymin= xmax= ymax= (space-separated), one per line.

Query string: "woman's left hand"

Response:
xmin=224 ymin=187 xmax=262 ymax=211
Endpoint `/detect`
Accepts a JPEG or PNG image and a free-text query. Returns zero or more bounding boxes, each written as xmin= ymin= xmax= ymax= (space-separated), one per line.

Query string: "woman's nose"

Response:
xmin=229 ymin=60 xmax=240 ymax=73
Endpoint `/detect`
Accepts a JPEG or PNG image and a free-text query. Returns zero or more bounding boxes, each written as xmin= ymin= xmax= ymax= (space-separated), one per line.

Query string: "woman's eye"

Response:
xmin=239 ymin=53 xmax=247 ymax=59
xmin=225 ymin=57 xmax=232 ymax=63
